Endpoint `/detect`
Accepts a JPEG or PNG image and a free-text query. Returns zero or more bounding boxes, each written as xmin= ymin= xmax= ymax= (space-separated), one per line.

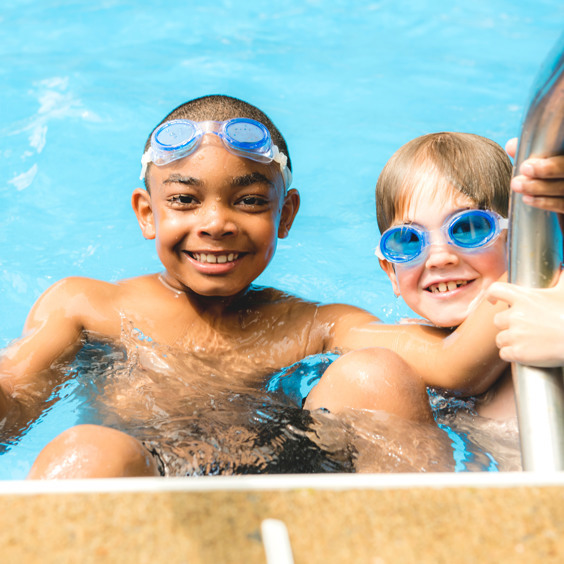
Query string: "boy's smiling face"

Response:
xmin=380 ymin=187 xmax=507 ymax=328
xmin=133 ymin=136 xmax=299 ymax=298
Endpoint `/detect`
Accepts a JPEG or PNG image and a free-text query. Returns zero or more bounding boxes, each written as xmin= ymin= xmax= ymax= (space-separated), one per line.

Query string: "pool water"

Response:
xmin=1 ymin=0 xmax=562 ymax=479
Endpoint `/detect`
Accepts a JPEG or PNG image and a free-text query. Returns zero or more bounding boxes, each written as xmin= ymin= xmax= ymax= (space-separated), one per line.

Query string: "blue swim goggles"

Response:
xmin=376 ymin=209 xmax=508 ymax=265
xmin=140 ymin=118 xmax=292 ymax=189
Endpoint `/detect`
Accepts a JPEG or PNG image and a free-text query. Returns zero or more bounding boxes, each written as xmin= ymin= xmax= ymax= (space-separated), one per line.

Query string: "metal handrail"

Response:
xmin=509 ymin=33 xmax=564 ymax=471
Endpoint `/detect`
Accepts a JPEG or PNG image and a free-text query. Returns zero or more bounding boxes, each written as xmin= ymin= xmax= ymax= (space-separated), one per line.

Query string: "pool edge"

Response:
xmin=3 ymin=473 xmax=564 ymax=563
xmin=2 ymin=470 xmax=564 ymax=495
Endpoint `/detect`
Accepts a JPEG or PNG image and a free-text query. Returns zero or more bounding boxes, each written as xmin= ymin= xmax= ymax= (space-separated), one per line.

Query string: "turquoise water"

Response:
xmin=1 ymin=0 xmax=562 ymax=478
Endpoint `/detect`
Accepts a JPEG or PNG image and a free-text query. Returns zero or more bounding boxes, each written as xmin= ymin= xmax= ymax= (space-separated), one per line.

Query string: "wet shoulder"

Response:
xmin=313 ymin=302 xmax=380 ymax=352
xmin=245 ymin=285 xmax=319 ymax=312
xmin=245 ymin=285 xmax=322 ymax=331
xmin=48 ymin=274 xmax=167 ymax=322
xmin=44 ymin=276 xmax=121 ymax=305
xmin=25 ymin=276 xmax=127 ymax=337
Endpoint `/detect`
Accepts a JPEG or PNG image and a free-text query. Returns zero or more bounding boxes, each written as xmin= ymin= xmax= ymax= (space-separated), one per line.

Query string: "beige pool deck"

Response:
xmin=1 ymin=472 xmax=564 ymax=563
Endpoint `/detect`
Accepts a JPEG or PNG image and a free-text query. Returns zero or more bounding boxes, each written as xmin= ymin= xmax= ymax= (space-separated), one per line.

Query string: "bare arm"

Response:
xmin=0 ymin=277 xmax=107 ymax=428
xmin=322 ymin=292 xmax=508 ymax=396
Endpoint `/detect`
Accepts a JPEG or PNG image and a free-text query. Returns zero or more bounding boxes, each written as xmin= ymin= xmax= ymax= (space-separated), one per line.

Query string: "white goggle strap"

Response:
xmin=272 ymin=145 xmax=292 ymax=190
xmin=140 ymin=150 xmax=152 ymax=181
xmin=140 ymin=143 xmax=292 ymax=190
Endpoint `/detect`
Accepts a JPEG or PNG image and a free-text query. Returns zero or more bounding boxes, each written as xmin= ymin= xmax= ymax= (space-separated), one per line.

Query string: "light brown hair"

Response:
xmin=376 ymin=132 xmax=512 ymax=233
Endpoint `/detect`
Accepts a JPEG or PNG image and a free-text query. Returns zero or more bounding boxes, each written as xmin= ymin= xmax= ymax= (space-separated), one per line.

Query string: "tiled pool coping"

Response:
xmin=1 ymin=472 xmax=564 ymax=563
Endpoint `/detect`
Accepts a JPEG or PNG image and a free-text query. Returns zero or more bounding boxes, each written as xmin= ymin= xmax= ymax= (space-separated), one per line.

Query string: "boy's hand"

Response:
xmin=506 ymin=137 xmax=564 ymax=213
xmin=487 ymin=272 xmax=564 ymax=367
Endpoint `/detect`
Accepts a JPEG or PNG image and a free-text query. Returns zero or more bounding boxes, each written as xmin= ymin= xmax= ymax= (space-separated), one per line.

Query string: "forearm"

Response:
xmin=0 ymin=321 xmax=83 ymax=430
xmin=332 ymin=298 xmax=508 ymax=395
xmin=413 ymin=297 xmax=508 ymax=394
xmin=0 ymin=352 xmax=78 ymax=436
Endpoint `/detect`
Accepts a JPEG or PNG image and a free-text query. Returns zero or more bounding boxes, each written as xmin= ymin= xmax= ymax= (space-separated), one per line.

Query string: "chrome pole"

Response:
xmin=509 ymin=34 xmax=564 ymax=471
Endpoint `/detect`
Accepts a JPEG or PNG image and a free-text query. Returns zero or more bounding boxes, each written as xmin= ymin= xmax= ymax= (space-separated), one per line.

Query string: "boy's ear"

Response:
xmin=379 ymin=258 xmax=401 ymax=297
xmin=278 ymin=188 xmax=300 ymax=239
xmin=131 ymin=188 xmax=156 ymax=240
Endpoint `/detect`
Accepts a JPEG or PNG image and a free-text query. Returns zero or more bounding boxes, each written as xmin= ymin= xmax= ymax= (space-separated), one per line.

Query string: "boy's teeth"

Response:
xmin=429 ymin=280 xmax=467 ymax=294
xmin=193 ymin=253 xmax=238 ymax=264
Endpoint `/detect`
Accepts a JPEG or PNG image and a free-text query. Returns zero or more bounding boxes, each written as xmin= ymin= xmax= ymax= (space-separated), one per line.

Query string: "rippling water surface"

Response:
xmin=1 ymin=0 xmax=562 ymax=478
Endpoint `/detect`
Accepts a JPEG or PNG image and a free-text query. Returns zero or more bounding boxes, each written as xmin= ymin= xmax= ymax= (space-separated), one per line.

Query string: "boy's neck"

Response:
xmin=157 ymin=272 xmax=258 ymax=318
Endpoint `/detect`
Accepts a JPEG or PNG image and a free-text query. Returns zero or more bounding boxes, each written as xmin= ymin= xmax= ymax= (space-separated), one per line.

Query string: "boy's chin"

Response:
xmin=191 ymin=284 xmax=252 ymax=300
xmin=426 ymin=311 xmax=467 ymax=329
xmin=433 ymin=296 xmax=485 ymax=328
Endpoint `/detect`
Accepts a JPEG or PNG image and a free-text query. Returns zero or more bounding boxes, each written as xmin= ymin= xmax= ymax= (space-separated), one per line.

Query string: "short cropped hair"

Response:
xmin=143 ymin=95 xmax=291 ymax=190
xmin=376 ymin=132 xmax=512 ymax=233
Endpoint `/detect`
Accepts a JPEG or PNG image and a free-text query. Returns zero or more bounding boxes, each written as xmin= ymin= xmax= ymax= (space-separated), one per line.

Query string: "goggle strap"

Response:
xmin=140 ymin=150 xmax=152 ymax=181
xmin=140 ymin=139 xmax=292 ymax=189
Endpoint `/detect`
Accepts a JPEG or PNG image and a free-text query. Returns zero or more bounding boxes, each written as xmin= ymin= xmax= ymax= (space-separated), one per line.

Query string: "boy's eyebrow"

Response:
xmin=162 ymin=171 xmax=274 ymax=189
xmin=232 ymin=172 xmax=274 ymax=188
xmin=163 ymin=174 xmax=203 ymax=186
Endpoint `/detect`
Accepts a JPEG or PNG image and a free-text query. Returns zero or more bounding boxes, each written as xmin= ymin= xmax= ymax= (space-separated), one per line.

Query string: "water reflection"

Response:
xmin=2 ymin=331 xmax=521 ymax=476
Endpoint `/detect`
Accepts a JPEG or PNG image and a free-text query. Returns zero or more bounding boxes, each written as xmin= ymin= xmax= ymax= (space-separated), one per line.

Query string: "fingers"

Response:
xmin=519 ymin=155 xmax=564 ymax=180
xmin=505 ymin=138 xmax=517 ymax=159
xmin=495 ymin=323 xmax=538 ymax=364
xmin=495 ymin=328 xmax=511 ymax=352
xmin=510 ymin=157 xmax=564 ymax=213
xmin=510 ymin=155 xmax=564 ymax=214
xmin=497 ymin=342 xmax=520 ymax=364
xmin=511 ymin=175 xmax=564 ymax=198
xmin=518 ymin=193 xmax=564 ymax=214
xmin=493 ymin=309 xmax=510 ymax=331
xmin=486 ymin=281 xmax=523 ymax=306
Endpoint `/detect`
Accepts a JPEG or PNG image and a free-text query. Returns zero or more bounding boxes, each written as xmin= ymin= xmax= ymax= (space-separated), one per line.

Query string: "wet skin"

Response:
xmin=133 ymin=137 xmax=299 ymax=299
xmin=0 ymin=136 xmax=514 ymax=477
xmin=379 ymin=190 xmax=507 ymax=328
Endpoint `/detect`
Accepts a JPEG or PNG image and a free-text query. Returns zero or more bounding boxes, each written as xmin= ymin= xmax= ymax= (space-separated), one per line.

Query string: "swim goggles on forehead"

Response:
xmin=376 ymin=209 xmax=508 ymax=265
xmin=140 ymin=118 xmax=292 ymax=189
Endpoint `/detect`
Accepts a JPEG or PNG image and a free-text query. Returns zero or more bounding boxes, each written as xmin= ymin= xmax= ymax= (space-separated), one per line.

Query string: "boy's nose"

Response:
xmin=424 ymin=240 xmax=460 ymax=269
xmin=197 ymin=203 xmax=237 ymax=238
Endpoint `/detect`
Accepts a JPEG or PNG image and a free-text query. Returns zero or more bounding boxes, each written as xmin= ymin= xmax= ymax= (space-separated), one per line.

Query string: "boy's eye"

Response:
xmin=169 ymin=194 xmax=197 ymax=206
xmin=238 ymin=195 xmax=270 ymax=207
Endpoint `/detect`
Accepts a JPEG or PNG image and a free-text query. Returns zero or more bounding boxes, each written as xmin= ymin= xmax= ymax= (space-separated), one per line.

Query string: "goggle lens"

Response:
xmin=380 ymin=226 xmax=423 ymax=262
xmin=153 ymin=121 xmax=199 ymax=152
xmin=377 ymin=209 xmax=505 ymax=265
xmin=449 ymin=211 xmax=495 ymax=248
xmin=224 ymin=119 xmax=269 ymax=151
